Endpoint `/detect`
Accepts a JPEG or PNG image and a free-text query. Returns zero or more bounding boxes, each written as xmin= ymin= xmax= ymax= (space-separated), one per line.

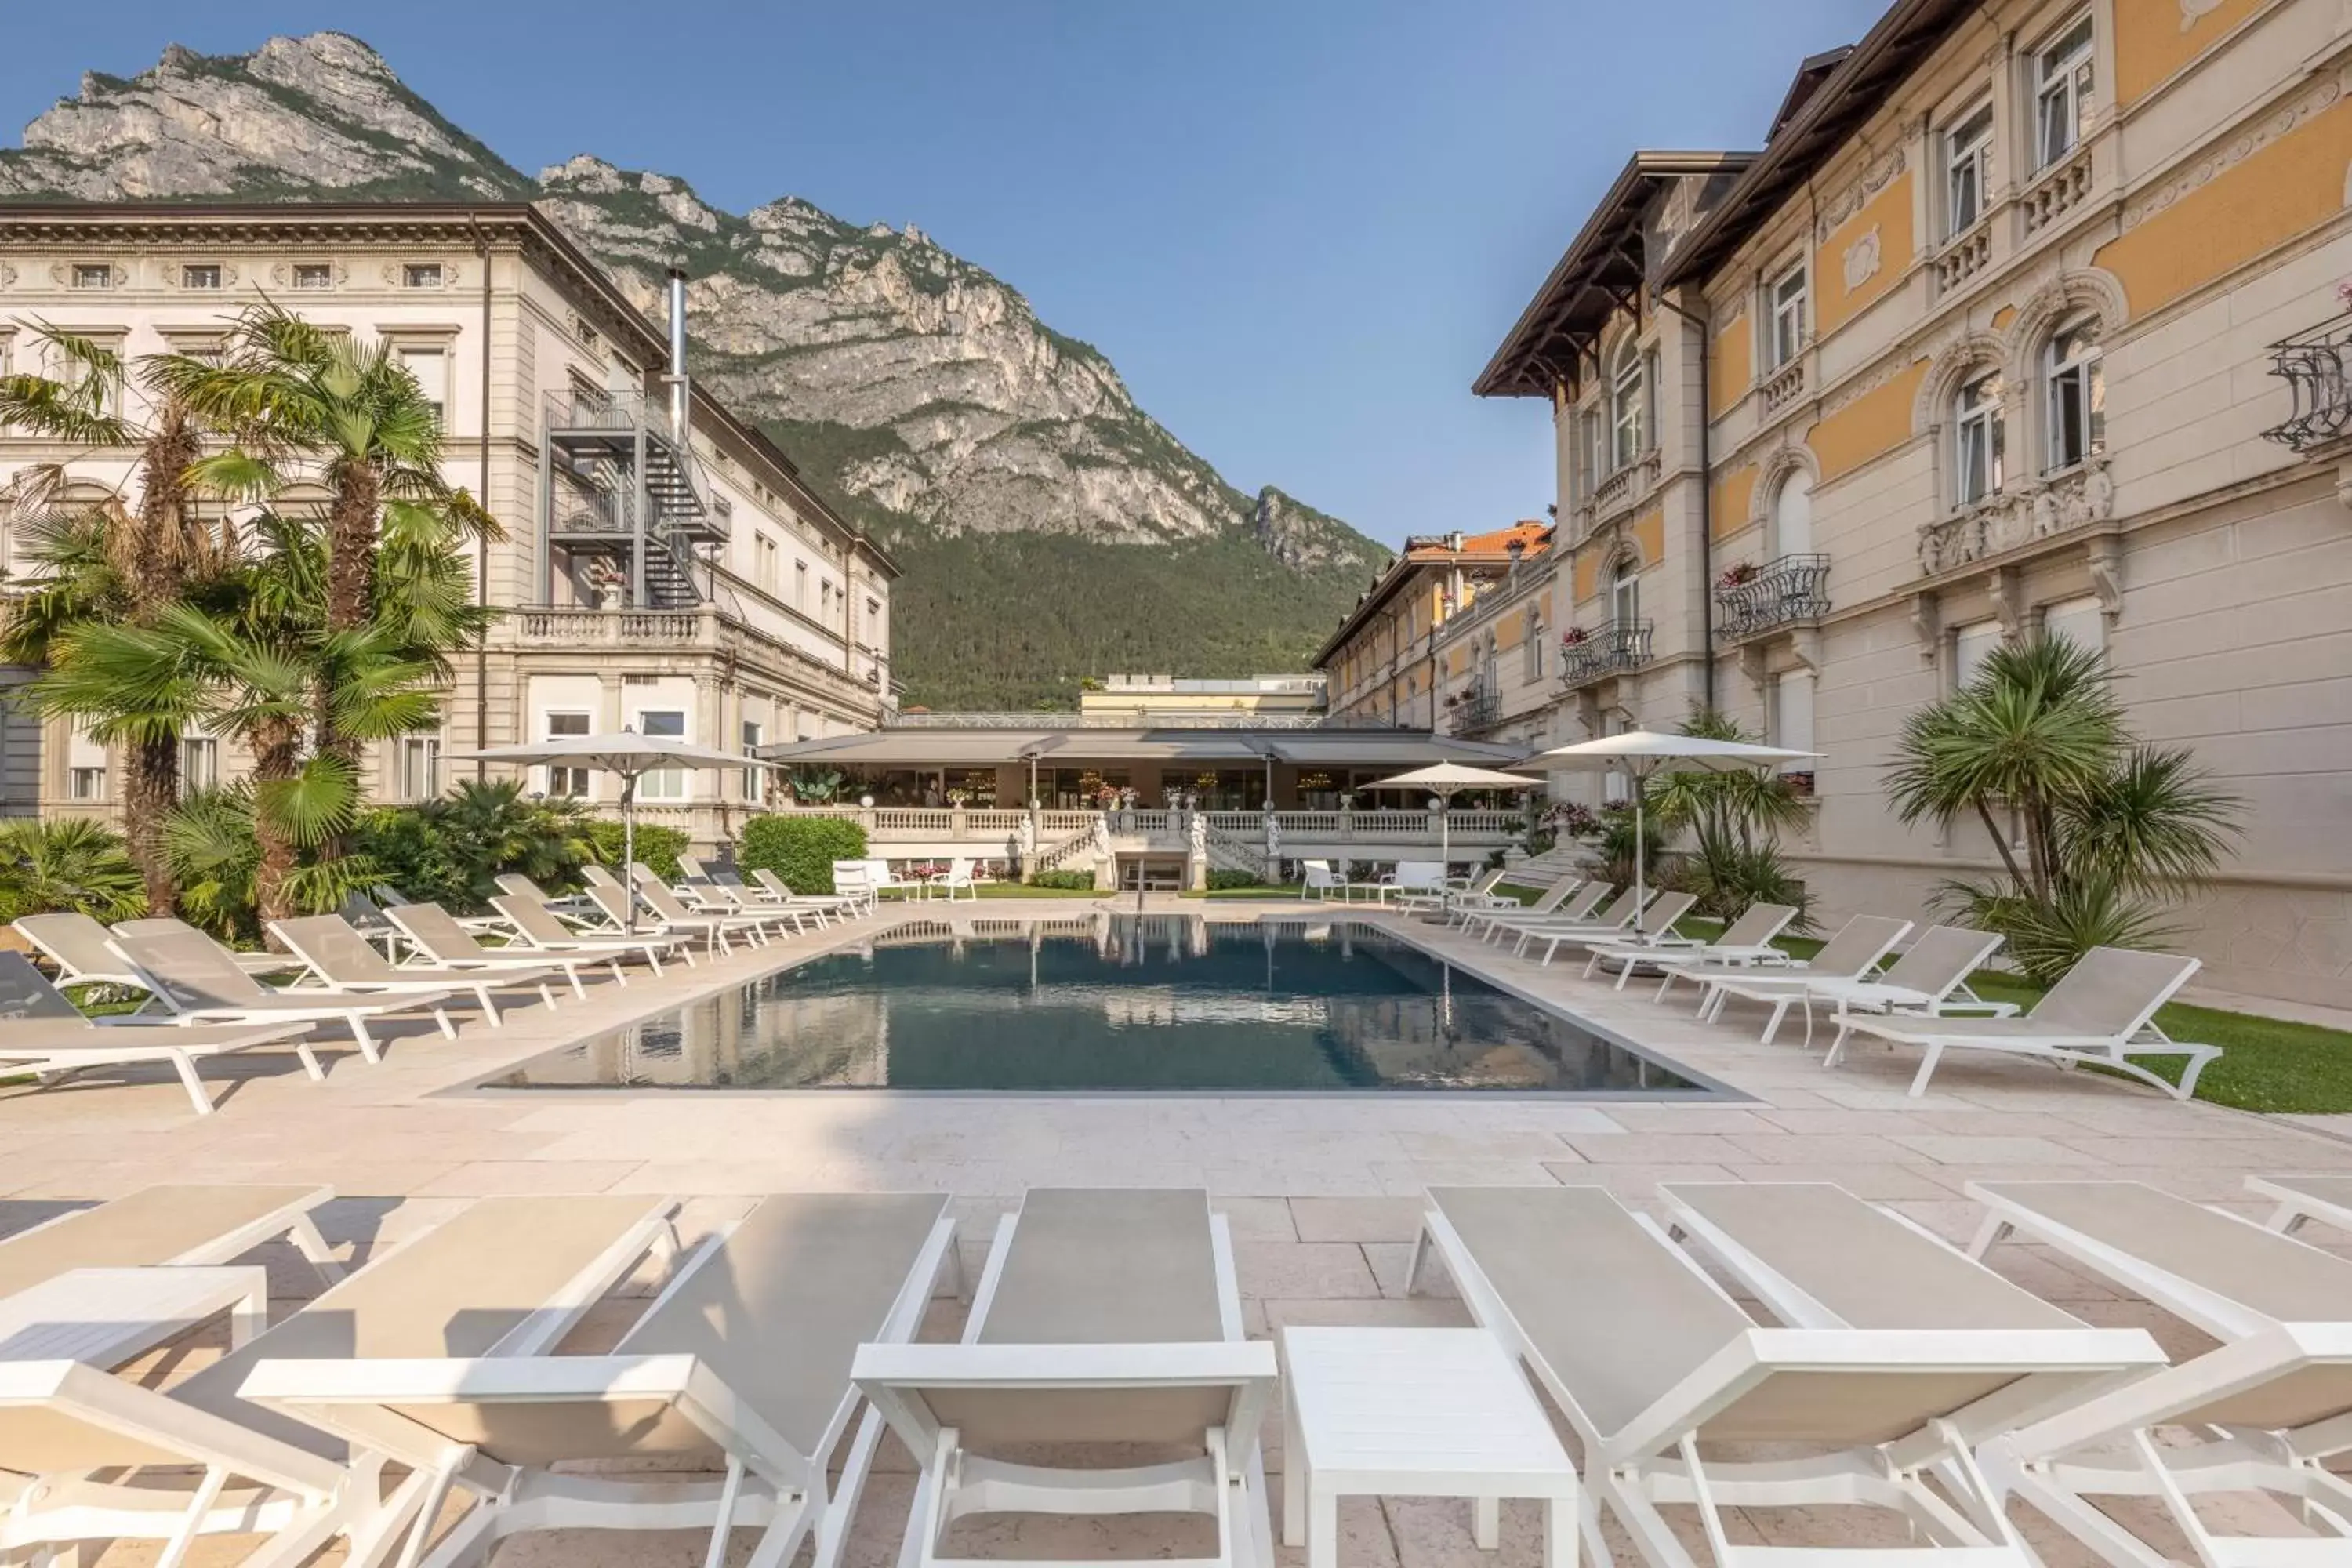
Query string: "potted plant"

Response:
xmin=1559 ymin=626 xmax=1591 ymax=648
xmin=1718 ymin=561 xmax=1759 ymax=589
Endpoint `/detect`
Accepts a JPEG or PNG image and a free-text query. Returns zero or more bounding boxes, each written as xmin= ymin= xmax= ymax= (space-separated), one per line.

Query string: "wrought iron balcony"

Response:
xmin=1714 ymin=554 xmax=1831 ymax=642
xmin=1558 ymin=619 xmax=1653 ymax=688
xmin=2263 ymin=314 xmax=2352 ymax=452
xmin=1446 ymin=683 xmax=1500 ymax=734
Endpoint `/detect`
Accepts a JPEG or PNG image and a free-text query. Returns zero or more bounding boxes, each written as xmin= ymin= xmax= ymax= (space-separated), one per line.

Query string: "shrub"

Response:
xmin=0 ymin=819 xmax=147 ymax=925
xmin=738 ymin=815 xmax=868 ymax=895
xmin=358 ymin=781 xmax=597 ymax=912
xmin=1028 ymin=869 xmax=1095 ymax=891
xmin=1206 ymin=869 xmax=1262 ymax=891
xmin=584 ymin=820 xmax=690 ymax=884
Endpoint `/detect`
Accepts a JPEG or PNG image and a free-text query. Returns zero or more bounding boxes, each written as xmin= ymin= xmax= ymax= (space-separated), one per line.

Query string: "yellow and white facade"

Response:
xmin=1478 ymin=0 xmax=2352 ymax=1006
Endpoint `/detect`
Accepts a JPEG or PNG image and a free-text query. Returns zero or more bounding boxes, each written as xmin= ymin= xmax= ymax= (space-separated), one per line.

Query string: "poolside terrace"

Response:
xmin=8 ymin=898 xmax=2350 ymax=1566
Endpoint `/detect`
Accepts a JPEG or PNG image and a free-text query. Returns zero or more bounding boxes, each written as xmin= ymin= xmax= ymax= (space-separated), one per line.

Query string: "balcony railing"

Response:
xmin=1559 ymin=619 xmax=1653 ymax=688
xmin=1714 ymin=554 xmax=1831 ymax=642
xmin=1446 ymin=684 xmax=1500 ymax=733
xmin=2263 ymin=314 xmax=2352 ymax=452
xmin=507 ymin=605 xmax=880 ymax=709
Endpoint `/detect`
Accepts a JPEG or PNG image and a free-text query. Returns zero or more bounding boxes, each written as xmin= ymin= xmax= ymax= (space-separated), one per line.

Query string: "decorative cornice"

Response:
xmin=2120 ymin=69 xmax=2344 ymax=232
xmin=1817 ymin=146 xmax=1906 ymax=240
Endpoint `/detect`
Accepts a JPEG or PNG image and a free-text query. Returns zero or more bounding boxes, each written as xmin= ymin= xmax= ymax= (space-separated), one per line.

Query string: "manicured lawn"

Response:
xmin=1676 ymin=917 xmax=2352 ymax=1114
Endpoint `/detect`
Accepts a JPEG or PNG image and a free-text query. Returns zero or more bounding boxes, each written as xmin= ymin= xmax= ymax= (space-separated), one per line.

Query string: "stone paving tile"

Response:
xmin=1559 ymin=1132 xmax=1752 ymax=1164
xmin=1721 ymin=1132 xmax=1919 ymax=1165
xmin=1219 ymin=1196 xmax=1301 ymax=1239
xmin=1234 ymin=1239 xmax=1381 ymax=1300
xmin=1883 ymin=1134 xmax=2110 ymax=1165
xmin=1595 ymin=1105 xmax=1782 ymax=1134
xmin=1539 ymin=1162 xmax=1739 ymax=1201
xmin=1366 ymin=1160 xmax=1563 ymax=1195
xmin=1288 ymin=1196 xmax=1424 ymax=1243
xmin=1715 ymin=1163 xmax=1962 ymax=1200
xmin=412 ymin=1159 xmax=643 ymax=1196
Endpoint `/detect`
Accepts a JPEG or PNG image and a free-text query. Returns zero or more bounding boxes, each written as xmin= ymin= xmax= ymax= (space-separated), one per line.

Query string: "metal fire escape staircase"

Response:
xmin=541 ymin=390 xmax=728 ymax=611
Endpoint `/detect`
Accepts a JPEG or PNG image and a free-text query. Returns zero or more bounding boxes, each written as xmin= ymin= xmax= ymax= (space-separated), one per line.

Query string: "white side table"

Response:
xmin=0 ymin=1265 xmax=269 ymax=1367
xmin=1280 ymin=1326 xmax=1578 ymax=1568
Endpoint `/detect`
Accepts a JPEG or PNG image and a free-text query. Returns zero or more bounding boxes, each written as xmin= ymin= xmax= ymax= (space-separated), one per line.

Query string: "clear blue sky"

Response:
xmin=1 ymin=0 xmax=1888 ymax=548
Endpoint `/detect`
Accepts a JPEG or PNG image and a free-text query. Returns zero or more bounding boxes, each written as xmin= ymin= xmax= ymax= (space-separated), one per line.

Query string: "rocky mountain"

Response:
xmin=0 ymin=33 xmax=1392 ymax=706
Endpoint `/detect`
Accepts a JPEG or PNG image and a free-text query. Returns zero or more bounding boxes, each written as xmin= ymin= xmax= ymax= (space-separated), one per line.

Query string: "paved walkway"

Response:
xmin=9 ymin=897 xmax=2348 ymax=1566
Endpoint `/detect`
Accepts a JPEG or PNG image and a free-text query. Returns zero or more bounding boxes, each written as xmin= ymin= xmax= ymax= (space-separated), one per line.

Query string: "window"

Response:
xmin=2042 ymin=595 xmax=2106 ymax=654
xmin=68 ymin=767 xmax=107 ymax=801
xmin=292 ymin=263 xmax=334 ymax=290
xmin=1609 ymin=339 xmax=1646 ymax=471
xmin=741 ymin=720 xmax=764 ymax=800
xmin=794 ymin=560 xmax=808 ymax=611
xmin=397 ymin=348 xmax=447 ymax=431
xmin=757 ymin=533 xmax=779 ymax=593
xmin=1944 ymin=104 xmax=1994 ymax=237
xmin=820 ymin=580 xmax=834 ymax=620
xmin=2034 ymin=14 xmax=2094 ymax=169
xmin=71 ymin=263 xmax=112 ymax=290
xmin=1768 ymin=670 xmax=1817 ymax=760
xmin=1767 ymin=263 xmax=1807 ymax=368
xmin=401 ymin=263 xmax=444 ymax=289
xmin=180 ymin=264 xmax=223 ymax=291
xmin=1610 ymin=558 xmax=1640 ymax=627
xmin=397 ymin=736 xmax=441 ymax=801
xmin=180 ymin=736 xmax=220 ymax=797
xmin=544 ymin=712 xmax=592 ymax=798
xmin=1953 ymin=370 xmax=2005 ymax=507
xmin=1772 ymin=471 xmax=1813 ymax=556
xmin=1953 ymin=621 xmax=2002 ymax=691
xmin=637 ymin=710 xmax=687 ymax=800
xmin=1523 ymin=606 xmax=1545 ymax=682
xmin=1577 ymin=407 xmax=1604 ymax=501
xmin=2044 ymin=316 xmax=2104 ymax=472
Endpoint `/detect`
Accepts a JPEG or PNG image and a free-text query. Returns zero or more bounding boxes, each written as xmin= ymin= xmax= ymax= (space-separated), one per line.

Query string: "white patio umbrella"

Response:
xmin=1358 ymin=762 xmax=1543 ymax=880
xmin=1531 ymin=731 xmax=1819 ymax=919
xmin=448 ymin=729 xmax=778 ymax=931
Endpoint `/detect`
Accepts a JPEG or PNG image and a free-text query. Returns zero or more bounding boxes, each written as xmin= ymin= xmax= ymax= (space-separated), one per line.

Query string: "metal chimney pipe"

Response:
xmin=665 ymin=266 xmax=690 ymax=445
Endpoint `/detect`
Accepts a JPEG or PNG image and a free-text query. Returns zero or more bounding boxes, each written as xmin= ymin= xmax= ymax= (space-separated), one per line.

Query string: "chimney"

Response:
xmin=665 ymin=266 xmax=691 ymax=446
xmin=1445 ymin=530 xmax=1465 ymax=552
xmin=1507 ymin=538 xmax=1526 ymax=572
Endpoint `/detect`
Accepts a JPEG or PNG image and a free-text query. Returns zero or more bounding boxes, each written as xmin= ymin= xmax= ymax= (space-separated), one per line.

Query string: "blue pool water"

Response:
xmin=485 ymin=917 xmax=1710 ymax=1095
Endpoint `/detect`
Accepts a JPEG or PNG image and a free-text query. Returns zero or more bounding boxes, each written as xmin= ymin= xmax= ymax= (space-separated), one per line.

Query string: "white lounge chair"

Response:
xmin=1583 ymin=901 xmax=1798 ymax=989
xmin=107 ymin=925 xmax=459 ymax=1060
xmin=0 ymin=952 xmax=336 ymax=1116
xmin=751 ymin=866 xmax=864 ymax=919
xmin=1393 ymin=866 xmax=1500 ymax=916
xmin=272 ymin=914 xmax=565 ymax=1028
xmin=1685 ymin=914 xmax=1913 ymax=1044
xmin=244 ymin=1192 xmax=956 ymax=1568
xmin=382 ymin=901 xmax=623 ymax=998
xmin=1828 ymin=946 xmax=2211 ymax=1098
xmin=642 ymin=862 xmax=805 ymax=938
xmin=18 ymin=911 xmax=291 ymax=998
xmin=1461 ymin=878 xmax=1607 ymax=941
xmin=370 ymin=884 xmax=503 ymax=936
xmin=585 ymin=881 xmax=743 ymax=956
xmin=1376 ymin=861 xmax=1447 ymax=905
xmin=1522 ymin=889 xmax=1695 ymax=966
xmin=1446 ymin=869 xmax=1576 ymax=926
xmin=702 ymin=877 xmax=827 ymax=932
xmin=1969 ymin=1179 xmax=2352 ymax=1568
xmin=938 ymin=857 xmax=980 ymax=901
xmin=855 ymin=1188 xmax=1276 ymax=1568
xmin=848 ymin=858 xmax=920 ymax=902
xmin=1301 ymin=859 xmax=1368 ymax=903
xmin=0 ymin=1193 xmax=677 ymax=1568
xmin=0 ymin=1181 xmax=343 ymax=1296
xmin=1802 ymin=924 xmax=2013 ymax=1022
xmin=494 ymin=872 xmax=599 ymax=924
xmin=1410 ymin=1184 xmax=2161 ymax=1568
xmin=490 ymin=894 xmax=694 ymax=974
xmin=2251 ymin=1171 xmax=2352 ymax=1237
xmin=1496 ymin=884 xmax=1651 ymax=950
xmin=822 ymin=862 xmax=880 ymax=915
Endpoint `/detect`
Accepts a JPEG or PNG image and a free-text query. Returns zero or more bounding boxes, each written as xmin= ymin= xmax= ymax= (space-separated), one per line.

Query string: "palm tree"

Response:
xmin=1646 ymin=708 xmax=1814 ymax=925
xmin=1885 ymin=635 xmax=2241 ymax=982
xmin=0 ymin=324 xmax=233 ymax=911
xmin=147 ymin=305 xmax=494 ymax=765
xmin=0 ymin=818 xmax=147 ymax=925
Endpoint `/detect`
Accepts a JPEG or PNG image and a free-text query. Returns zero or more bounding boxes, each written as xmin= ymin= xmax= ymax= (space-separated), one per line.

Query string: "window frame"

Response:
xmin=2034 ymin=13 xmax=2095 ymax=171
xmin=635 ymin=710 xmax=688 ymax=800
xmin=1766 ymin=261 xmax=1808 ymax=369
xmin=180 ymin=263 xmax=223 ymax=292
xmin=740 ymin=719 xmax=765 ymax=800
xmin=292 ymin=263 xmax=335 ymax=291
xmin=2042 ymin=314 xmax=2104 ymax=474
xmin=396 ymin=347 xmax=448 ymax=433
xmin=397 ymin=735 xmax=441 ymax=802
xmin=179 ymin=735 xmax=220 ymax=797
xmin=543 ymin=711 xmax=593 ymax=799
xmin=401 ymin=262 xmax=445 ymax=289
xmin=1609 ymin=557 xmax=1641 ymax=627
xmin=69 ymin=263 xmax=112 ymax=291
xmin=1943 ymin=102 xmax=1994 ymax=238
xmin=1609 ymin=339 xmax=1646 ymax=472
xmin=1953 ymin=369 xmax=2005 ymax=509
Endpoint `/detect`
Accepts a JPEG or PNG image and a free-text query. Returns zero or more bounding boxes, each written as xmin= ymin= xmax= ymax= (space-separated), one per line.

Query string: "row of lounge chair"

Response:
xmin=1 ymin=862 xmax=873 ymax=1114
xmin=8 ymin=1174 xmax=2352 ymax=1568
xmin=1421 ymin=871 xmax=2218 ymax=1098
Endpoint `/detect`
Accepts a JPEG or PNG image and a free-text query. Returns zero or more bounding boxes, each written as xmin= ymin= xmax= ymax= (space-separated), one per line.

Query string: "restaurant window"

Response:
xmin=1050 ymin=768 xmax=1130 ymax=811
xmin=544 ymin=712 xmax=592 ymax=798
xmin=945 ymin=768 xmax=1000 ymax=808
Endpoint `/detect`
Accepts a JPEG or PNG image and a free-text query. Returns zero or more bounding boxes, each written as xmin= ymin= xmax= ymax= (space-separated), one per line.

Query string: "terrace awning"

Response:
xmin=759 ymin=728 xmax=1531 ymax=768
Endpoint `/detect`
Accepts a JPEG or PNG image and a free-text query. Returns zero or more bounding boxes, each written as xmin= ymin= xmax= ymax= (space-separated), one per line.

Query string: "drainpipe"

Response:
xmin=468 ymin=214 xmax=494 ymax=777
xmin=1650 ymin=289 xmax=1715 ymax=710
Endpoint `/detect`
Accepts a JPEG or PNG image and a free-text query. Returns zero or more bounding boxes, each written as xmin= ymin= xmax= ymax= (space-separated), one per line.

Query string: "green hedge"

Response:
xmin=1205 ymin=869 xmax=1263 ymax=891
xmin=738 ymin=815 xmax=869 ymax=895
xmin=585 ymin=820 xmax=689 ymax=883
xmin=1028 ymin=869 xmax=1095 ymax=891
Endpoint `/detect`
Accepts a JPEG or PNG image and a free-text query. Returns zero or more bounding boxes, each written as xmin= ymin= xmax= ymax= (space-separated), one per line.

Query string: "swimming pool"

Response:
xmin=482 ymin=916 xmax=1716 ymax=1096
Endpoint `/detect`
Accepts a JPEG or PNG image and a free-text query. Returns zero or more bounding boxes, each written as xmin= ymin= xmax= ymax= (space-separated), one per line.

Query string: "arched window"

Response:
xmin=1523 ymin=604 xmax=1546 ymax=681
xmin=1610 ymin=557 xmax=1640 ymax=627
xmin=1771 ymin=470 xmax=1813 ymax=557
xmin=2044 ymin=315 xmax=2104 ymax=472
xmin=1954 ymin=369 xmax=2005 ymax=507
xmin=1610 ymin=339 xmax=1646 ymax=470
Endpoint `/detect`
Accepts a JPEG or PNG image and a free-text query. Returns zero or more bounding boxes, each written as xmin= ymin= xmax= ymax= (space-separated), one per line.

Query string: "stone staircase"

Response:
xmin=1200 ymin=819 xmax=1270 ymax=882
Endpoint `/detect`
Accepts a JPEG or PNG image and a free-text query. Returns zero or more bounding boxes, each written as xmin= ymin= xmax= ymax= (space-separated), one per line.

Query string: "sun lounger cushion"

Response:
xmin=0 ymin=1185 xmax=322 ymax=1300
xmin=1668 ymin=1183 xmax=2078 ymax=1331
xmin=171 ymin=1194 xmax=665 ymax=1457
xmin=980 ymin=1188 xmax=1225 ymax=1346
xmin=1431 ymin=1185 xmax=1745 ymax=1438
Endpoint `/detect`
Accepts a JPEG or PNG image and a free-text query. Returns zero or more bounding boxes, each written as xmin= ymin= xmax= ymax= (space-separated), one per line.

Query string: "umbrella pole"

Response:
xmin=1632 ymin=765 xmax=1647 ymax=935
xmin=620 ymin=773 xmax=637 ymax=936
xmin=1439 ymin=788 xmax=1451 ymax=891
